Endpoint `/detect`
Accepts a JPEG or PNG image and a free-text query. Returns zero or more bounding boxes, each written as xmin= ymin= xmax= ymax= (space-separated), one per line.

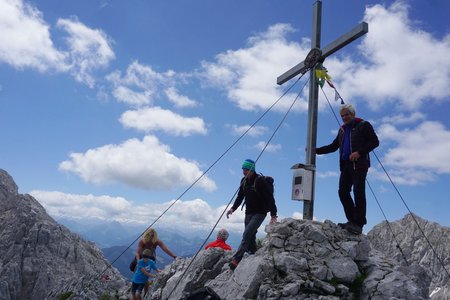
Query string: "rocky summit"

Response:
xmin=368 ymin=213 xmax=450 ymax=299
xmin=147 ymin=218 xmax=429 ymax=299
xmin=0 ymin=170 xmax=128 ymax=300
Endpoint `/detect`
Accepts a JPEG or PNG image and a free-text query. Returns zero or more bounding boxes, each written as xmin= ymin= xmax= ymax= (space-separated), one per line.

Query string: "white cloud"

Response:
xmin=200 ymin=23 xmax=310 ymax=112
xmin=165 ymin=87 xmax=197 ymax=108
xmin=58 ymin=135 xmax=216 ymax=191
xmin=113 ymin=86 xmax=152 ymax=107
xmin=369 ymin=167 xmax=436 ymax=186
xmin=0 ymin=0 xmax=115 ymax=86
xmin=381 ymin=112 xmax=426 ymax=125
xmin=336 ymin=1 xmax=450 ymax=110
xmin=119 ymin=106 xmax=207 ymax=136
xmin=255 ymin=141 xmax=282 ymax=153
xmin=32 ymin=191 xmax=246 ymax=232
xmin=292 ymin=212 xmax=303 ymax=220
xmin=381 ymin=121 xmax=450 ymax=173
xmin=227 ymin=124 xmax=268 ymax=137
xmin=57 ymin=17 xmax=115 ymax=87
xmin=107 ymin=61 xmax=164 ymax=88
xmin=30 ymin=190 xmax=133 ymax=221
xmin=0 ymin=0 xmax=68 ymax=71
xmin=156 ymin=200 xmax=246 ymax=232
xmin=376 ymin=121 xmax=450 ymax=184
xmin=107 ymin=61 xmax=177 ymax=105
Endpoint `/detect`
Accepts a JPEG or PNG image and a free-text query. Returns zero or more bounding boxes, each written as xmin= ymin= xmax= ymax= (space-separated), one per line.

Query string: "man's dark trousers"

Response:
xmin=338 ymin=161 xmax=368 ymax=227
xmin=233 ymin=213 xmax=266 ymax=261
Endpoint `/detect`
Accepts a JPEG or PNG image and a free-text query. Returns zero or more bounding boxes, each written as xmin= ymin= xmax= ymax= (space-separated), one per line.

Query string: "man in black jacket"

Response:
xmin=316 ymin=104 xmax=379 ymax=234
xmin=226 ymin=159 xmax=277 ymax=269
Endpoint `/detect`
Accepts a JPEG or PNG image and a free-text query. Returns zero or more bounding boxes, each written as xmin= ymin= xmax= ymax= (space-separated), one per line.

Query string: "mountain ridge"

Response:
xmin=368 ymin=212 xmax=450 ymax=299
xmin=0 ymin=169 xmax=128 ymax=300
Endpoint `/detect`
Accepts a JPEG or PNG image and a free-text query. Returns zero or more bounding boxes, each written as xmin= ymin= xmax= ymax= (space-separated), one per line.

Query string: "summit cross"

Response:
xmin=277 ymin=0 xmax=368 ymax=220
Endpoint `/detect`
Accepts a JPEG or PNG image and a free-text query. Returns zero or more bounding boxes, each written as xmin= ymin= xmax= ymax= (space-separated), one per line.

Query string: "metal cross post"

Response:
xmin=277 ymin=0 xmax=368 ymax=220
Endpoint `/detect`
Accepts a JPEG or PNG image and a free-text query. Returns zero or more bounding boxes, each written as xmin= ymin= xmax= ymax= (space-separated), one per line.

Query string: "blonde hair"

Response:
xmin=143 ymin=228 xmax=158 ymax=244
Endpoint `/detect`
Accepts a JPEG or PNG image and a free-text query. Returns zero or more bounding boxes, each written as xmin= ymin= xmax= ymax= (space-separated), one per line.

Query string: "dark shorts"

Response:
xmin=131 ymin=282 xmax=146 ymax=294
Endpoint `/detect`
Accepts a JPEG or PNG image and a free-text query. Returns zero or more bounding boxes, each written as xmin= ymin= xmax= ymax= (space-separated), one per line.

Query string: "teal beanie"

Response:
xmin=242 ymin=159 xmax=256 ymax=171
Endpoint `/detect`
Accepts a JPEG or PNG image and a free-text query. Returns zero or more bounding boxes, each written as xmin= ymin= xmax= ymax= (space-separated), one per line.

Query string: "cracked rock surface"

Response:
xmin=147 ymin=218 xmax=428 ymax=300
xmin=0 ymin=169 xmax=128 ymax=300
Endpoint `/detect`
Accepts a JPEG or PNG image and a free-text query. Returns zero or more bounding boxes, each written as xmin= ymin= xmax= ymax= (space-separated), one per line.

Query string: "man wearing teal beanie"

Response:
xmin=241 ymin=158 xmax=256 ymax=172
xmin=226 ymin=158 xmax=277 ymax=270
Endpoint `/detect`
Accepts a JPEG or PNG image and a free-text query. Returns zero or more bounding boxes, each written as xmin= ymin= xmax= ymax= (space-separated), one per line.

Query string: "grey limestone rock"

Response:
xmin=0 ymin=169 xmax=128 ymax=300
xmin=368 ymin=213 xmax=450 ymax=299
xmin=146 ymin=217 xmax=428 ymax=300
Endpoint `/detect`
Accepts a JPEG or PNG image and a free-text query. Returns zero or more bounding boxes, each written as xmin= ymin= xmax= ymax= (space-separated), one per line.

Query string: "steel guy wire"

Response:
xmin=72 ymin=72 xmax=306 ymax=298
xmin=166 ymin=74 xmax=310 ymax=300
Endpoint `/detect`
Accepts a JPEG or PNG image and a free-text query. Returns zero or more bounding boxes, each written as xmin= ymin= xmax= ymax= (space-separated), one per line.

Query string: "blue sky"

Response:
xmin=1 ymin=0 xmax=450 ymax=236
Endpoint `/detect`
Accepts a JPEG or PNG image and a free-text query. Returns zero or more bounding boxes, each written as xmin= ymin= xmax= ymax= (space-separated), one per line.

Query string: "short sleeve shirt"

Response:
xmin=131 ymin=258 xmax=157 ymax=284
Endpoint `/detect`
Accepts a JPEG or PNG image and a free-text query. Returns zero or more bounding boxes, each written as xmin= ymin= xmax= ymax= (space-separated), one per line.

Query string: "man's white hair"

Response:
xmin=217 ymin=228 xmax=229 ymax=241
xmin=340 ymin=104 xmax=355 ymax=116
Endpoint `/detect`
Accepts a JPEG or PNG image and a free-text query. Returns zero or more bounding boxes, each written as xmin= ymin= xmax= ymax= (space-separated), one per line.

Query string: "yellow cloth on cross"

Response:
xmin=315 ymin=68 xmax=331 ymax=80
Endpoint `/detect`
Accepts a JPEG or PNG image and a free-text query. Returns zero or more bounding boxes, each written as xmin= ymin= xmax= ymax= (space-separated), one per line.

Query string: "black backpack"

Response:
xmin=254 ymin=173 xmax=274 ymax=196
xmin=240 ymin=173 xmax=274 ymax=210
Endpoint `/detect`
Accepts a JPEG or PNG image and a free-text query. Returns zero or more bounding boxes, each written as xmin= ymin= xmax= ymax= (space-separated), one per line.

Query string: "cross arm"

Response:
xmin=320 ymin=22 xmax=368 ymax=61
xmin=277 ymin=22 xmax=368 ymax=85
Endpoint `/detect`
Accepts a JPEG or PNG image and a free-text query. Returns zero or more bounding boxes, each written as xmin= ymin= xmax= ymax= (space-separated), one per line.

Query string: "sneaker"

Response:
xmin=229 ymin=259 xmax=239 ymax=270
xmin=345 ymin=222 xmax=363 ymax=234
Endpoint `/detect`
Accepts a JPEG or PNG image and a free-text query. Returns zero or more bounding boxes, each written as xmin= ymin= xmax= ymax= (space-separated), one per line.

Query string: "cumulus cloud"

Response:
xmin=119 ymin=106 xmax=207 ymax=136
xmin=379 ymin=121 xmax=450 ymax=174
xmin=369 ymin=167 xmax=436 ymax=186
xmin=113 ymin=86 xmax=152 ymax=106
xmin=0 ymin=0 xmax=68 ymax=71
xmin=381 ymin=112 xmax=426 ymax=125
xmin=0 ymin=0 xmax=114 ymax=86
xmin=57 ymin=17 xmax=115 ymax=87
xmin=59 ymin=135 xmax=216 ymax=191
xmin=31 ymin=191 xmax=246 ymax=232
xmin=255 ymin=141 xmax=282 ymax=153
xmin=165 ymin=87 xmax=197 ymax=108
xmin=107 ymin=61 xmax=176 ymax=106
xmin=227 ymin=124 xmax=268 ymax=137
xmin=30 ymin=190 xmax=133 ymax=221
xmin=108 ymin=61 xmax=175 ymax=89
xmin=336 ymin=1 xmax=450 ymax=110
xmin=200 ymin=23 xmax=310 ymax=112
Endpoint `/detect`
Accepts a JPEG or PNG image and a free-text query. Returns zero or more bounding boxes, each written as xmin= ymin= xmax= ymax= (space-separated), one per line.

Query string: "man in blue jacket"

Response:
xmin=316 ymin=104 xmax=379 ymax=234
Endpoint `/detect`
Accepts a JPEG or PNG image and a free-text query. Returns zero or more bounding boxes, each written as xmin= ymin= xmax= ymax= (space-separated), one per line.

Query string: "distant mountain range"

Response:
xmin=57 ymin=218 xmax=144 ymax=248
xmin=57 ymin=217 xmax=243 ymax=278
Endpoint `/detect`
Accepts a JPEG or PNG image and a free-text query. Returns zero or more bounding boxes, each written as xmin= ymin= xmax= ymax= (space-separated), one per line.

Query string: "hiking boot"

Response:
xmin=337 ymin=222 xmax=350 ymax=229
xmin=345 ymin=222 xmax=363 ymax=234
xmin=229 ymin=259 xmax=239 ymax=270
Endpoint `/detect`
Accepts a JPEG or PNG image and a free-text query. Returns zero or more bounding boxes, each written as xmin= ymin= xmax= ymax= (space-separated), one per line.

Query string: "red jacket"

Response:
xmin=205 ymin=239 xmax=232 ymax=251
